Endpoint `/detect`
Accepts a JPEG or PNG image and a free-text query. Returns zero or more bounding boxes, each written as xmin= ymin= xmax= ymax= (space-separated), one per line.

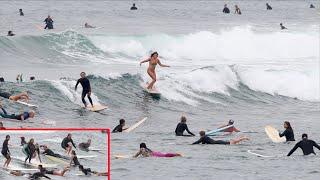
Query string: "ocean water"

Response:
xmin=0 ymin=0 xmax=319 ymax=179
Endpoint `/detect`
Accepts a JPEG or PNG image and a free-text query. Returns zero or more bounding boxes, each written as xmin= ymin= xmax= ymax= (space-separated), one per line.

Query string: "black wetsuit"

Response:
xmin=267 ymin=5 xmax=272 ymax=10
xmin=72 ymin=155 xmax=81 ymax=166
xmin=279 ymin=129 xmax=295 ymax=141
xmin=192 ymin=136 xmax=230 ymax=145
xmin=43 ymin=148 xmax=68 ymax=159
xmin=75 ymin=77 xmax=93 ymax=107
xmin=81 ymin=168 xmax=94 ymax=175
xmin=0 ymin=92 xmax=11 ymax=99
xmin=112 ymin=124 xmax=123 ymax=133
xmin=130 ymin=6 xmax=137 ymax=10
xmin=61 ymin=137 xmax=76 ymax=150
xmin=44 ymin=18 xmax=53 ymax=29
xmin=175 ymin=123 xmax=195 ymax=136
xmin=223 ymin=7 xmax=230 ymax=13
xmin=29 ymin=172 xmax=51 ymax=180
xmin=1 ymin=139 xmax=10 ymax=159
xmin=287 ymin=139 xmax=320 ymax=156
xmin=25 ymin=143 xmax=36 ymax=163
xmin=0 ymin=107 xmax=30 ymax=120
xmin=78 ymin=142 xmax=90 ymax=151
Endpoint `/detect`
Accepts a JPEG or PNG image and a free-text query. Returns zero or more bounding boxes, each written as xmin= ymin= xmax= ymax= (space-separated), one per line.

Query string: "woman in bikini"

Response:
xmin=140 ymin=52 xmax=170 ymax=90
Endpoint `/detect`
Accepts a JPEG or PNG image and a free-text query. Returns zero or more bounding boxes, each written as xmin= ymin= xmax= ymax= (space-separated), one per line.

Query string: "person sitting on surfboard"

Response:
xmin=0 ymin=104 xmax=35 ymax=121
xmin=41 ymin=145 xmax=69 ymax=160
xmin=75 ymin=72 xmax=94 ymax=108
xmin=38 ymin=164 xmax=70 ymax=177
xmin=287 ymin=134 xmax=320 ymax=156
xmin=218 ymin=120 xmax=240 ymax=133
xmin=192 ymin=131 xmax=249 ymax=145
xmin=61 ymin=134 xmax=77 ymax=155
xmin=0 ymin=122 xmax=5 ymax=130
xmin=134 ymin=143 xmax=181 ymax=158
xmin=175 ymin=116 xmax=195 ymax=136
xmin=0 ymin=91 xmax=29 ymax=102
xmin=78 ymin=139 xmax=91 ymax=151
xmin=279 ymin=121 xmax=295 ymax=141
xmin=70 ymin=150 xmax=81 ymax=166
xmin=79 ymin=165 xmax=108 ymax=176
xmin=140 ymin=52 xmax=170 ymax=90
xmin=112 ymin=119 xmax=128 ymax=133
xmin=44 ymin=15 xmax=54 ymax=29
xmin=2 ymin=135 xmax=11 ymax=167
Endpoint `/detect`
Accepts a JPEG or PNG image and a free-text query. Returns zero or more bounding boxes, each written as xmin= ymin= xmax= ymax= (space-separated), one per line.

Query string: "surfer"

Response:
xmin=175 ymin=116 xmax=195 ymax=136
xmin=192 ymin=131 xmax=249 ymax=145
xmin=38 ymin=164 xmax=69 ymax=177
xmin=310 ymin=4 xmax=315 ymax=8
xmin=44 ymin=15 xmax=54 ymax=29
xmin=287 ymin=134 xmax=320 ymax=156
xmin=61 ymin=134 xmax=77 ymax=155
xmin=23 ymin=139 xmax=41 ymax=163
xmin=218 ymin=119 xmax=240 ymax=133
xmin=222 ymin=4 xmax=230 ymax=13
xmin=78 ymin=139 xmax=91 ymax=151
xmin=130 ymin=3 xmax=138 ymax=10
xmin=0 ymin=122 xmax=5 ymax=129
xmin=112 ymin=119 xmax=127 ymax=133
xmin=280 ymin=23 xmax=287 ymax=30
xmin=75 ymin=72 xmax=94 ymax=108
xmin=85 ymin=23 xmax=95 ymax=28
xmin=20 ymin=137 xmax=27 ymax=146
xmin=279 ymin=121 xmax=295 ymax=141
xmin=140 ymin=52 xmax=170 ymax=90
xmin=29 ymin=165 xmax=51 ymax=179
xmin=9 ymin=170 xmax=31 ymax=177
xmin=16 ymin=74 xmax=23 ymax=82
xmin=235 ymin=5 xmax=241 ymax=14
xmin=0 ymin=91 xmax=29 ymax=101
xmin=70 ymin=150 xmax=81 ymax=166
xmin=0 ymin=105 xmax=35 ymax=121
xmin=2 ymin=135 xmax=11 ymax=167
xmin=7 ymin=31 xmax=15 ymax=36
xmin=79 ymin=165 xmax=108 ymax=176
xmin=19 ymin=9 xmax=24 ymax=16
xmin=41 ymin=145 xmax=69 ymax=159
xmin=266 ymin=3 xmax=272 ymax=10
xmin=134 ymin=143 xmax=181 ymax=158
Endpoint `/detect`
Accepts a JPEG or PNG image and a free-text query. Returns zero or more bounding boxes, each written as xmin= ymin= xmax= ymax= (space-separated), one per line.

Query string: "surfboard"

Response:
xmin=265 ymin=125 xmax=286 ymax=143
xmin=143 ymin=83 xmax=161 ymax=95
xmin=16 ymin=100 xmax=38 ymax=108
xmin=123 ymin=117 xmax=148 ymax=133
xmin=247 ymin=150 xmax=274 ymax=158
xmin=206 ymin=125 xmax=234 ymax=136
xmin=77 ymin=155 xmax=98 ymax=159
xmin=88 ymin=147 xmax=104 ymax=151
xmin=45 ymin=155 xmax=69 ymax=165
xmin=2 ymin=166 xmax=39 ymax=171
xmin=12 ymin=156 xmax=58 ymax=168
xmin=114 ymin=155 xmax=131 ymax=159
xmin=83 ymin=104 xmax=107 ymax=112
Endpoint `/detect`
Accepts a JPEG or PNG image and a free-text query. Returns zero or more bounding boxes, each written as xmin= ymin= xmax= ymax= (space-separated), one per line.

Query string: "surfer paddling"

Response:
xmin=0 ymin=91 xmax=29 ymax=101
xmin=75 ymin=72 xmax=94 ymax=108
xmin=218 ymin=119 xmax=240 ymax=133
xmin=140 ymin=52 xmax=170 ymax=90
xmin=287 ymin=134 xmax=320 ymax=156
xmin=0 ymin=104 xmax=35 ymax=121
xmin=192 ymin=131 xmax=249 ymax=145
xmin=2 ymin=135 xmax=11 ymax=167
xmin=78 ymin=139 xmax=91 ymax=151
xmin=79 ymin=165 xmax=108 ymax=176
xmin=41 ymin=145 xmax=69 ymax=159
xmin=112 ymin=119 xmax=128 ymax=133
xmin=61 ymin=134 xmax=77 ymax=155
xmin=175 ymin=116 xmax=195 ymax=136
xmin=134 ymin=143 xmax=181 ymax=158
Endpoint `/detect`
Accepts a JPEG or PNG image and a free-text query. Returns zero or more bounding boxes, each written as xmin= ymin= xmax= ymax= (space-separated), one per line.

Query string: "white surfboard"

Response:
xmin=265 ymin=125 xmax=286 ymax=143
xmin=12 ymin=156 xmax=58 ymax=168
xmin=77 ymin=155 xmax=98 ymax=159
xmin=83 ymin=104 xmax=107 ymax=112
xmin=124 ymin=117 xmax=147 ymax=132
xmin=114 ymin=154 xmax=131 ymax=159
xmin=247 ymin=150 xmax=274 ymax=158
xmin=143 ymin=83 xmax=161 ymax=95
xmin=206 ymin=124 xmax=234 ymax=136
xmin=16 ymin=100 xmax=38 ymax=108
xmin=2 ymin=166 xmax=39 ymax=171
xmin=88 ymin=147 xmax=104 ymax=151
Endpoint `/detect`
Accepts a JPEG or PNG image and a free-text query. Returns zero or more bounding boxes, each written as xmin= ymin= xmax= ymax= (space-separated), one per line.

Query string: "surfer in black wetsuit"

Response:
xmin=79 ymin=165 xmax=108 ymax=176
xmin=61 ymin=133 xmax=77 ymax=155
xmin=280 ymin=23 xmax=287 ymax=30
xmin=175 ymin=116 xmax=195 ymax=136
xmin=0 ymin=104 xmax=35 ymax=121
xmin=41 ymin=145 xmax=69 ymax=159
xmin=0 ymin=91 xmax=29 ymax=101
xmin=38 ymin=164 xmax=69 ymax=177
xmin=7 ymin=31 xmax=15 ymax=36
xmin=287 ymin=134 xmax=320 ymax=156
xmin=78 ymin=139 xmax=91 ymax=151
xmin=24 ymin=139 xmax=41 ymax=163
xmin=235 ymin=5 xmax=241 ymax=14
xmin=266 ymin=3 xmax=272 ymax=10
xmin=29 ymin=165 xmax=51 ymax=179
xmin=112 ymin=119 xmax=127 ymax=133
xmin=20 ymin=137 xmax=27 ymax=146
xmin=192 ymin=131 xmax=248 ymax=145
xmin=2 ymin=135 xmax=11 ymax=167
xmin=130 ymin=3 xmax=138 ymax=10
xmin=310 ymin=4 xmax=315 ymax=8
xmin=75 ymin=72 xmax=93 ymax=108
xmin=70 ymin=150 xmax=81 ymax=166
xmin=19 ymin=9 xmax=24 ymax=16
xmin=44 ymin=15 xmax=54 ymax=29
xmin=222 ymin=4 xmax=230 ymax=14
xmin=279 ymin=121 xmax=295 ymax=141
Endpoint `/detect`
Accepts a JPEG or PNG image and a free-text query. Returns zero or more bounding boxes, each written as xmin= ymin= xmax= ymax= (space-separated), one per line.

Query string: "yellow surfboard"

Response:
xmin=265 ymin=125 xmax=286 ymax=143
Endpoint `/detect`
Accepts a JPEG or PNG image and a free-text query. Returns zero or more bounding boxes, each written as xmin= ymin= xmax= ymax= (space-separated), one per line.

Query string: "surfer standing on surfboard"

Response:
xmin=61 ymin=134 xmax=77 ymax=155
xmin=1 ymin=135 xmax=11 ymax=167
xmin=75 ymin=72 xmax=93 ymax=108
xmin=140 ymin=52 xmax=170 ymax=90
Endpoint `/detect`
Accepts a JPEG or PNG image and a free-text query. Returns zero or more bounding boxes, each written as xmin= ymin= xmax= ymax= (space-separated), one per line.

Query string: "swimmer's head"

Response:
xmin=199 ymin=131 xmax=206 ymax=136
xmin=151 ymin=52 xmax=158 ymax=58
xmin=80 ymin=72 xmax=86 ymax=78
xmin=67 ymin=133 xmax=72 ymax=139
xmin=228 ymin=119 xmax=234 ymax=125
xmin=302 ymin=133 xmax=308 ymax=139
xmin=140 ymin=143 xmax=147 ymax=149
xmin=180 ymin=116 xmax=187 ymax=123
xmin=120 ymin=119 xmax=125 ymax=125
xmin=6 ymin=135 xmax=10 ymax=140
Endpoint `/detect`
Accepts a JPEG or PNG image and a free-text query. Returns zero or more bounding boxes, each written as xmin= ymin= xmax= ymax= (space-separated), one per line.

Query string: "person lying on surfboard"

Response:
xmin=79 ymin=165 xmax=108 ymax=176
xmin=78 ymin=139 xmax=91 ymax=151
xmin=38 ymin=164 xmax=70 ymax=177
xmin=112 ymin=119 xmax=128 ymax=133
xmin=134 ymin=143 xmax=181 ymax=158
xmin=61 ymin=134 xmax=77 ymax=155
xmin=140 ymin=52 xmax=170 ymax=90
xmin=0 ymin=91 xmax=29 ymax=102
xmin=41 ymin=145 xmax=69 ymax=160
xmin=279 ymin=121 xmax=295 ymax=142
xmin=175 ymin=116 xmax=195 ymax=136
xmin=287 ymin=133 xmax=320 ymax=156
xmin=2 ymin=135 xmax=11 ymax=167
xmin=218 ymin=120 xmax=240 ymax=133
xmin=192 ymin=131 xmax=249 ymax=145
xmin=0 ymin=104 xmax=35 ymax=121
xmin=75 ymin=72 xmax=94 ymax=108
xmin=9 ymin=170 xmax=31 ymax=177
xmin=29 ymin=165 xmax=51 ymax=179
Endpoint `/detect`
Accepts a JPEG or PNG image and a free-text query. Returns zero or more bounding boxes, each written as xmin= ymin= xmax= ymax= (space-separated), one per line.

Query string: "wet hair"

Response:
xmin=120 ymin=119 xmax=125 ymax=124
xmin=67 ymin=133 xmax=72 ymax=137
xmin=6 ymin=135 xmax=10 ymax=139
xmin=80 ymin=72 xmax=86 ymax=76
xmin=140 ymin=143 xmax=147 ymax=149
xmin=29 ymin=138 xmax=34 ymax=144
xmin=180 ymin=116 xmax=187 ymax=123
xmin=199 ymin=131 xmax=206 ymax=136
xmin=228 ymin=119 xmax=234 ymax=125
xmin=302 ymin=133 xmax=308 ymax=139
xmin=0 ymin=77 xmax=4 ymax=82
xmin=284 ymin=121 xmax=293 ymax=130
xmin=20 ymin=137 xmax=25 ymax=139
xmin=150 ymin=52 xmax=158 ymax=58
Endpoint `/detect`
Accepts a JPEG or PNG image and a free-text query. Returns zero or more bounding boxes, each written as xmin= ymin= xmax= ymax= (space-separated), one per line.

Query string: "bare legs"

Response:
xmin=147 ymin=69 xmax=156 ymax=90
xmin=230 ymin=136 xmax=249 ymax=145
xmin=3 ymin=156 xmax=11 ymax=167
